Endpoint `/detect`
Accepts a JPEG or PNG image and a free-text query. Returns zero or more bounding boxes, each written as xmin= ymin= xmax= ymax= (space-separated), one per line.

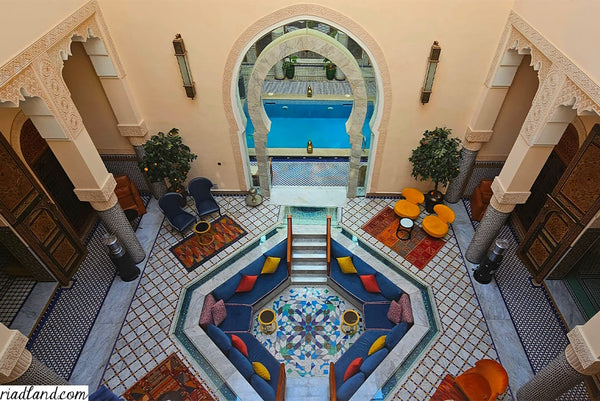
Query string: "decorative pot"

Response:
xmin=285 ymin=64 xmax=295 ymax=79
xmin=326 ymin=67 xmax=336 ymax=80
xmin=425 ymin=190 xmax=444 ymax=213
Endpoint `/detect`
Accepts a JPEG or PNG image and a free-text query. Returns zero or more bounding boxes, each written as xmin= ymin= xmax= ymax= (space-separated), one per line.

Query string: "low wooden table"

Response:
xmin=193 ymin=221 xmax=213 ymax=245
xmin=341 ymin=309 xmax=359 ymax=335
xmin=259 ymin=308 xmax=277 ymax=334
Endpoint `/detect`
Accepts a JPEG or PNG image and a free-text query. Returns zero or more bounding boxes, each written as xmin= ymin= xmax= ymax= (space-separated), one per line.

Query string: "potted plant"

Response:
xmin=282 ymin=56 xmax=297 ymax=79
xmin=324 ymin=58 xmax=336 ymax=80
xmin=409 ymin=127 xmax=461 ymax=213
xmin=139 ymin=128 xmax=197 ymax=200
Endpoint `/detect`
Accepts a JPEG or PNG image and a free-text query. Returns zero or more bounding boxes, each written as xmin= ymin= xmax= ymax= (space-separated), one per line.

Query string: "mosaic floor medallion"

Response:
xmin=252 ymin=286 xmax=362 ymax=377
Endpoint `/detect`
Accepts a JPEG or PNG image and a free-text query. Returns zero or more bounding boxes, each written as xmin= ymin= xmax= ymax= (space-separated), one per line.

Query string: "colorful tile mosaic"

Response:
xmin=252 ymin=286 xmax=362 ymax=377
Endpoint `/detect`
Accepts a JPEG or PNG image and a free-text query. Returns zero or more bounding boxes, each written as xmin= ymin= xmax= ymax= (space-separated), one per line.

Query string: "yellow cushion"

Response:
xmin=337 ymin=256 xmax=357 ymax=274
xmin=401 ymin=188 xmax=425 ymax=204
xmin=422 ymin=215 xmax=449 ymax=238
xmin=252 ymin=361 xmax=271 ymax=381
xmin=261 ymin=256 xmax=280 ymax=274
xmin=433 ymin=204 xmax=456 ymax=224
xmin=368 ymin=335 xmax=387 ymax=356
xmin=394 ymin=200 xmax=420 ymax=220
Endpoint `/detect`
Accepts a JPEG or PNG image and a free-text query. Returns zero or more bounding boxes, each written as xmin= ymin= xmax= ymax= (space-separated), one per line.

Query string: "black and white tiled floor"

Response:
xmin=0 ymin=271 xmax=35 ymax=327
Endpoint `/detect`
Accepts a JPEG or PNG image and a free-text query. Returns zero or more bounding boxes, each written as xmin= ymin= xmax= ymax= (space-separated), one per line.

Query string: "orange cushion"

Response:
xmin=433 ymin=204 xmax=455 ymax=224
xmin=394 ymin=200 xmax=420 ymax=219
xmin=359 ymin=274 xmax=381 ymax=293
xmin=343 ymin=357 xmax=363 ymax=381
xmin=455 ymin=372 xmax=492 ymax=401
xmin=401 ymin=188 xmax=425 ymax=204
xmin=235 ymin=275 xmax=258 ymax=293
xmin=422 ymin=215 xmax=448 ymax=238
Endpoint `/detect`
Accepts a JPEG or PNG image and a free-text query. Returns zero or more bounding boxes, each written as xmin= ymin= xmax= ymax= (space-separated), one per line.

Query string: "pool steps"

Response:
xmin=290 ymin=231 xmax=328 ymax=285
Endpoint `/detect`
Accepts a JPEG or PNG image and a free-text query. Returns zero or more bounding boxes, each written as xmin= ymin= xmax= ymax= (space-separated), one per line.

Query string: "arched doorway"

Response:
xmin=20 ymin=119 xmax=95 ymax=238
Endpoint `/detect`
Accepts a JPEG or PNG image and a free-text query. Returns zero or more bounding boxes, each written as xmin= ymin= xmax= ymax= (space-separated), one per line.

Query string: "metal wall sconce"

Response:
xmin=421 ymin=41 xmax=441 ymax=104
xmin=173 ymin=34 xmax=196 ymax=99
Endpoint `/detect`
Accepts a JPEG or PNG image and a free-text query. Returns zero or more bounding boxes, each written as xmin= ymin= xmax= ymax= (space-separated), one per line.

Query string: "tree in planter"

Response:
xmin=282 ymin=56 xmax=297 ymax=79
xmin=139 ymin=128 xmax=197 ymax=197
xmin=323 ymin=58 xmax=336 ymax=80
xmin=409 ymin=127 xmax=461 ymax=212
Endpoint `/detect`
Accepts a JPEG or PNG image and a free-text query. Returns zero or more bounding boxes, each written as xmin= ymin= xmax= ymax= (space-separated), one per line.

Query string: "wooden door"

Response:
xmin=0 ymin=132 xmax=86 ymax=285
xmin=518 ymin=124 xmax=600 ymax=283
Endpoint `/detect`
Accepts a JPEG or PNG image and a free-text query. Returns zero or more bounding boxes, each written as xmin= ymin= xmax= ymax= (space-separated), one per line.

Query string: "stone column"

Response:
xmin=517 ymin=312 xmax=600 ymax=400
xmin=445 ymin=145 xmax=479 ymax=203
xmin=272 ymin=28 xmax=285 ymax=81
xmin=465 ymin=196 xmax=514 ymax=263
xmin=0 ymin=324 xmax=67 ymax=385
xmin=335 ymin=32 xmax=348 ymax=81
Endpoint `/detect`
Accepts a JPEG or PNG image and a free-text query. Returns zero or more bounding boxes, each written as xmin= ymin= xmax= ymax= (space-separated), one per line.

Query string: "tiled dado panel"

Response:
xmin=101 ymin=154 xmax=149 ymax=193
xmin=464 ymin=161 xmax=504 ymax=197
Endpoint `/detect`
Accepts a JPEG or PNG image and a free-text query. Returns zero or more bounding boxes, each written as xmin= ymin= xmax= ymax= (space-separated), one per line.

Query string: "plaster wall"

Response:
xmin=0 ymin=109 xmax=19 ymax=141
xmin=478 ymin=56 xmax=538 ymax=161
xmin=62 ymin=42 xmax=133 ymax=154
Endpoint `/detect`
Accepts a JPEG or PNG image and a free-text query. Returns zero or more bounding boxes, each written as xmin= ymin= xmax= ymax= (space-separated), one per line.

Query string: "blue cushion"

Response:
xmin=206 ymin=324 xmax=231 ymax=354
xmin=331 ymin=268 xmax=388 ymax=303
xmin=337 ymin=372 xmax=365 ymax=401
xmin=226 ymin=263 xmax=287 ymax=305
xmin=236 ymin=333 xmax=280 ymax=387
xmin=251 ymin=374 xmax=276 ymax=401
xmin=377 ymin=273 xmax=403 ymax=300
xmin=352 ymin=257 xmax=376 ymax=275
xmin=264 ymin=239 xmax=288 ymax=260
xmin=334 ymin=330 xmax=389 ymax=389
xmin=331 ymin=239 xmax=352 ymax=258
xmin=220 ymin=304 xmax=252 ymax=332
xmin=363 ymin=302 xmax=395 ymax=330
xmin=386 ymin=321 xmax=409 ymax=349
xmin=360 ymin=348 xmax=388 ymax=377
xmin=228 ymin=348 xmax=253 ymax=380
xmin=241 ymin=256 xmax=267 ymax=276
xmin=213 ymin=274 xmax=242 ymax=301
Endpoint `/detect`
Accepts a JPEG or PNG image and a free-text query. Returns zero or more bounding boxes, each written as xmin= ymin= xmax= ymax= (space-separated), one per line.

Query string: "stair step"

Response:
xmin=291 ymin=276 xmax=328 ymax=284
xmin=292 ymin=240 xmax=327 ymax=250
xmin=292 ymin=233 xmax=326 ymax=242
xmin=292 ymin=265 xmax=327 ymax=275
xmin=292 ymin=249 xmax=327 ymax=257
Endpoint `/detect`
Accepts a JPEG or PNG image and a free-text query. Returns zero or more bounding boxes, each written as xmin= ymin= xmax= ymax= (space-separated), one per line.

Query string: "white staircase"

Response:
xmin=290 ymin=229 xmax=328 ymax=285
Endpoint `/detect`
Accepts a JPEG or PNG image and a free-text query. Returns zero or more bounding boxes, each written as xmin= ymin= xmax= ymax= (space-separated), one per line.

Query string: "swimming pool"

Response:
xmin=244 ymin=99 xmax=374 ymax=149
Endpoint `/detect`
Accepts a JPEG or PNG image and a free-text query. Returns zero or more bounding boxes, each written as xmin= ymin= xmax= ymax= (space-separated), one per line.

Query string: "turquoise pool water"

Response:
xmin=244 ymin=99 xmax=374 ymax=149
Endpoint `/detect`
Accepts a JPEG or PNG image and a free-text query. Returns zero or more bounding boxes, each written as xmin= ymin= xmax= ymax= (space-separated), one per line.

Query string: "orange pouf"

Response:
xmin=394 ymin=188 xmax=425 ymax=219
xmin=455 ymin=372 xmax=492 ymax=401
xmin=464 ymin=359 xmax=509 ymax=400
xmin=422 ymin=204 xmax=455 ymax=238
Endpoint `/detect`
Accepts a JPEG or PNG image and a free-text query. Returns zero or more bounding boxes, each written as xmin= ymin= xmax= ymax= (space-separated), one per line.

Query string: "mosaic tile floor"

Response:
xmin=0 ymin=271 xmax=35 ymax=327
xmin=101 ymin=195 xmax=279 ymax=395
xmin=252 ymin=286 xmax=362 ymax=377
xmin=462 ymin=199 xmax=589 ymax=401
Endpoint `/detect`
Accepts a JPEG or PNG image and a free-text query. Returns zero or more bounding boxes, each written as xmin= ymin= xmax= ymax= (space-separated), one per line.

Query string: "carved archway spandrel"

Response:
xmin=554 ymin=78 xmax=600 ymax=116
xmin=0 ymin=67 xmax=44 ymax=105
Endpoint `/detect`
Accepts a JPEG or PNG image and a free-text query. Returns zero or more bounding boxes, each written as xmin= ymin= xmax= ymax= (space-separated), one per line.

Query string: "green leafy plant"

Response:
xmin=139 ymin=128 xmax=197 ymax=194
xmin=409 ymin=127 xmax=461 ymax=193
xmin=282 ymin=56 xmax=297 ymax=79
xmin=323 ymin=58 xmax=336 ymax=80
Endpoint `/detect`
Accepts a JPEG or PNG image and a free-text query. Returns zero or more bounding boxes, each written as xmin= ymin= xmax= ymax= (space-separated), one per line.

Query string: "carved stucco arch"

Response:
xmin=222 ymin=3 xmax=392 ymax=193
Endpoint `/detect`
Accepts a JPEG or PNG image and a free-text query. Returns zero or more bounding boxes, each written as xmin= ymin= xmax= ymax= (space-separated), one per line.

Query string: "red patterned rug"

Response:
xmin=170 ymin=215 xmax=247 ymax=272
xmin=362 ymin=207 xmax=445 ymax=270
xmin=122 ymin=353 xmax=215 ymax=401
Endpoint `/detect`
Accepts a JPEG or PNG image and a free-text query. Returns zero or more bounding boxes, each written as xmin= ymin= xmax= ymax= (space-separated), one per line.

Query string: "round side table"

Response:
xmin=396 ymin=217 xmax=414 ymax=240
xmin=341 ymin=309 xmax=359 ymax=335
xmin=193 ymin=221 xmax=214 ymax=245
xmin=259 ymin=308 xmax=277 ymax=334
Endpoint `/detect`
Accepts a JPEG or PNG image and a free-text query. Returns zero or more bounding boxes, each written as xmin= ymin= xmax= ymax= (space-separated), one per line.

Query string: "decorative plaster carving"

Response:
xmin=223 ymin=3 xmax=392 ymax=191
xmin=491 ymin=176 xmax=530 ymax=205
xmin=73 ymin=174 xmax=117 ymax=204
xmin=90 ymin=193 xmax=119 ymax=211
xmin=465 ymin=127 xmax=493 ymax=143
xmin=567 ymin=331 xmax=600 ymax=374
xmin=0 ymin=329 xmax=28 ymax=376
xmin=490 ymin=196 xmax=517 ymax=213
xmin=118 ymin=121 xmax=149 ymax=137
xmin=554 ymin=78 xmax=600 ymax=116
xmin=0 ymin=66 xmax=44 ymax=106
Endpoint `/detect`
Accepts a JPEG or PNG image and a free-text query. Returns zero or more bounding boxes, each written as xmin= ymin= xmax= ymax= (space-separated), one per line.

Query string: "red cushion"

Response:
xmin=343 ymin=357 xmax=363 ymax=381
xmin=359 ymin=274 xmax=381 ymax=293
xmin=387 ymin=300 xmax=402 ymax=324
xmin=199 ymin=294 xmax=216 ymax=329
xmin=231 ymin=334 xmax=248 ymax=357
xmin=211 ymin=299 xmax=227 ymax=326
xmin=235 ymin=275 xmax=258 ymax=293
xmin=399 ymin=293 xmax=413 ymax=324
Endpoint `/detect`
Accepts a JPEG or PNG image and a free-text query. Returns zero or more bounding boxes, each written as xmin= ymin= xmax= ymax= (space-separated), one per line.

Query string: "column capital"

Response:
xmin=0 ymin=324 xmax=32 ymax=384
xmin=117 ymin=120 xmax=149 ymax=138
xmin=73 ymin=174 xmax=118 ymax=211
xmin=491 ymin=176 xmax=530 ymax=205
xmin=566 ymin=312 xmax=600 ymax=375
xmin=465 ymin=127 xmax=494 ymax=143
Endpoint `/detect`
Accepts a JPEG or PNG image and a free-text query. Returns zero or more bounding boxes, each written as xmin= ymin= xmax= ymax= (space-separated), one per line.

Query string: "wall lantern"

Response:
xmin=421 ymin=41 xmax=441 ymax=104
xmin=173 ymin=34 xmax=196 ymax=99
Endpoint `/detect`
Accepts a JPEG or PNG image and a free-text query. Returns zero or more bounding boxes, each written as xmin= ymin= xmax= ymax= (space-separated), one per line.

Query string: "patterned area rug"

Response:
xmin=170 ymin=215 xmax=247 ymax=272
xmin=123 ymin=353 xmax=215 ymax=401
xmin=362 ymin=207 xmax=445 ymax=269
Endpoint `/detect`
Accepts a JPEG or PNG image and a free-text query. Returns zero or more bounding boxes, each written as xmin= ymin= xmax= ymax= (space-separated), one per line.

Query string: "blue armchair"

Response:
xmin=188 ymin=177 xmax=221 ymax=218
xmin=158 ymin=193 xmax=196 ymax=233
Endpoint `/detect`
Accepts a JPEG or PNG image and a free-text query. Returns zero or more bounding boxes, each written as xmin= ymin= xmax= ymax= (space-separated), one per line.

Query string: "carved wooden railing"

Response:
xmin=276 ymin=363 xmax=286 ymax=401
xmin=287 ymin=214 xmax=292 ymax=275
xmin=326 ymin=214 xmax=331 ymax=276
xmin=329 ymin=362 xmax=337 ymax=401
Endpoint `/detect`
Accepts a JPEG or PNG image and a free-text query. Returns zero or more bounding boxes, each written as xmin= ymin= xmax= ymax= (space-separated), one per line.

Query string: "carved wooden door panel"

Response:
xmin=0 ymin=133 xmax=86 ymax=285
xmin=518 ymin=124 xmax=600 ymax=282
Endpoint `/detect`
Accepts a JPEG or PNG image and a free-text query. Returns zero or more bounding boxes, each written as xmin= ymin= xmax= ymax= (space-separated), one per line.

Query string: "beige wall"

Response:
xmin=0 ymin=108 xmax=20 ymax=142
xmin=513 ymin=0 xmax=600 ymax=84
xmin=62 ymin=42 xmax=133 ymax=154
xmin=0 ymin=0 xmax=87 ymax=66
xmin=93 ymin=0 xmax=515 ymax=192
xmin=478 ymin=55 xmax=538 ymax=161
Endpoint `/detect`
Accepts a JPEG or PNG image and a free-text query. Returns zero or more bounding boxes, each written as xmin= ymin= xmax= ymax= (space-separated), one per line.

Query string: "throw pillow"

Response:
xmin=236 ymin=275 xmax=258 ymax=293
xmin=199 ymin=294 xmax=216 ymax=329
xmin=230 ymin=334 xmax=248 ymax=357
xmin=368 ymin=335 xmax=387 ymax=355
xmin=386 ymin=321 xmax=409 ymax=349
xmin=261 ymin=256 xmax=280 ymax=274
xmin=387 ymin=300 xmax=402 ymax=324
xmin=359 ymin=274 xmax=381 ymax=293
xmin=252 ymin=361 xmax=271 ymax=381
xmin=206 ymin=324 xmax=231 ymax=354
xmin=211 ymin=299 xmax=227 ymax=326
xmin=337 ymin=256 xmax=357 ymax=274
xmin=228 ymin=348 xmax=253 ymax=380
xmin=343 ymin=357 xmax=363 ymax=381
xmin=399 ymin=293 xmax=414 ymax=324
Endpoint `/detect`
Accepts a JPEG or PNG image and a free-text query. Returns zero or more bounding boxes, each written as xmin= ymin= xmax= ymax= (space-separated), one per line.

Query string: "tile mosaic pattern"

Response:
xmin=101 ymin=154 xmax=149 ymax=193
xmin=101 ymin=196 xmax=280 ymax=395
xmin=462 ymin=199 xmax=589 ymax=401
xmin=0 ymin=271 xmax=35 ymax=327
xmin=340 ymin=197 xmax=513 ymax=401
xmin=272 ymin=158 xmax=350 ymax=187
xmin=252 ymin=286 xmax=362 ymax=377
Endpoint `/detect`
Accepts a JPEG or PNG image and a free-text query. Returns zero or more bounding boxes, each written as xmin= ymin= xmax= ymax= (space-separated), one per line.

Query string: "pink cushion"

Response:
xmin=399 ymin=293 xmax=413 ymax=324
xmin=387 ymin=300 xmax=402 ymax=324
xmin=359 ymin=274 xmax=381 ymax=293
xmin=236 ymin=275 xmax=258 ymax=293
xmin=231 ymin=334 xmax=248 ymax=357
xmin=211 ymin=299 xmax=227 ymax=326
xmin=344 ymin=357 xmax=363 ymax=381
xmin=199 ymin=294 xmax=216 ymax=329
